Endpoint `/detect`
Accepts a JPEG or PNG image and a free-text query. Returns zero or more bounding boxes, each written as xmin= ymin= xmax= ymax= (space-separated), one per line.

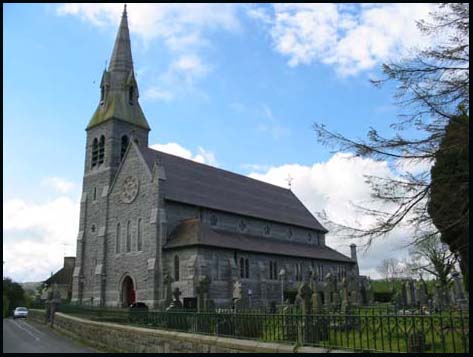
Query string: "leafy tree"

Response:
xmin=3 ymin=278 xmax=27 ymax=315
xmin=406 ymin=234 xmax=457 ymax=289
xmin=376 ymin=258 xmax=403 ymax=289
xmin=428 ymin=110 xmax=469 ymax=289
xmin=313 ymin=4 xmax=469 ymax=282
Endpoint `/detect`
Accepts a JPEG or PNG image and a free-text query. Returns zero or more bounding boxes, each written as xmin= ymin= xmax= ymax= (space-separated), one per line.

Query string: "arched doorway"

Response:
xmin=121 ymin=276 xmax=136 ymax=307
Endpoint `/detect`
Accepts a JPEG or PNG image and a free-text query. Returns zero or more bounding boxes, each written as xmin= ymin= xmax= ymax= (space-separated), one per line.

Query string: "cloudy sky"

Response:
xmin=4 ymin=3 xmax=440 ymax=282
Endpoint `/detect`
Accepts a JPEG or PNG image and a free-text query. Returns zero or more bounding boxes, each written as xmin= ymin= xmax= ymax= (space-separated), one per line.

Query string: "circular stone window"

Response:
xmin=264 ymin=224 xmax=271 ymax=236
xmin=210 ymin=214 xmax=218 ymax=226
xmin=121 ymin=176 xmax=139 ymax=203
xmin=238 ymin=220 xmax=247 ymax=232
xmin=287 ymin=228 xmax=293 ymax=239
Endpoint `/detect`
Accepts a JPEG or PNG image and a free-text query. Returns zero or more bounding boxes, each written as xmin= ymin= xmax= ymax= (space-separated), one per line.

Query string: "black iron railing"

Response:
xmin=55 ymin=304 xmax=469 ymax=353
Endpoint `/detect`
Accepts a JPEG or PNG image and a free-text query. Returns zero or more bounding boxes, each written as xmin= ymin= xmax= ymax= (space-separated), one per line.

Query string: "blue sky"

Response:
xmin=3 ymin=3 xmax=439 ymax=282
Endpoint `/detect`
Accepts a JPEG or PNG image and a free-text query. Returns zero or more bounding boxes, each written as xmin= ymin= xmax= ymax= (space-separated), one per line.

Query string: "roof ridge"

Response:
xmin=146 ymin=147 xmax=292 ymax=193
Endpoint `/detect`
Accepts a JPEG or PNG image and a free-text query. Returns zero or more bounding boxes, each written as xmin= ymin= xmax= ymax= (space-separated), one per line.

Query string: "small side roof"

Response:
xmin=164 ymin=219 xmax=353 ymax=263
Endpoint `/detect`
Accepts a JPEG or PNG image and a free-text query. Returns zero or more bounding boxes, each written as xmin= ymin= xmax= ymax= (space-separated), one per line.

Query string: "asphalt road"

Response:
xmin=3 ymin=317 xmax=97 ymax=353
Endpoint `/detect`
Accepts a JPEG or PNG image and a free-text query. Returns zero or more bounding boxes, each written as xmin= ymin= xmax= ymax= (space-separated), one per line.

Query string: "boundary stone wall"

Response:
xmin=28 ymin=309 xmax=350 ymax=353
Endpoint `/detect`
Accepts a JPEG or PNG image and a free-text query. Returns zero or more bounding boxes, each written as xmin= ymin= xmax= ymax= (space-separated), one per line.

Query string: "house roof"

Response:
xmin=44 ymin=262 xmax=75 ymax=286
xmin=141 ymin=147 xmax=327 ymax=232
xmin=164 ymin=219 xmax=352 ymax=263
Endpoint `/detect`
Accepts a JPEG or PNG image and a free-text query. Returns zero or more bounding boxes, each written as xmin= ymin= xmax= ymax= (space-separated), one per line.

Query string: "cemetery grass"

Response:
xmin=259 ymin=312 xmax=468 ymax=353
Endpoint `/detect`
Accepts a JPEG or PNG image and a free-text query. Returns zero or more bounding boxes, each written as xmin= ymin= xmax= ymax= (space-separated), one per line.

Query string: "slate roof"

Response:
xmin=44 ymin=260 xmax=75 ymax=286
xmin=164 ymin=219 xmax=352 ymax=263
xmin=141 ymin=147 xmax=327 ymax=232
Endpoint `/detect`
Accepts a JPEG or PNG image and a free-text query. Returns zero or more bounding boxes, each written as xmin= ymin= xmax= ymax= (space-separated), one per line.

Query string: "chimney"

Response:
xmin=350 ymin=243 xmax=357 ymax=262
xmin=64 ymin=256 xmax=76 ymax=269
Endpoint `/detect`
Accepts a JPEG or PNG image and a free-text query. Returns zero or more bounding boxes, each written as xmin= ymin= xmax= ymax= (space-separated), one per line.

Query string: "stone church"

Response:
xmin=71 ymin=6 xmax=359 ymax=309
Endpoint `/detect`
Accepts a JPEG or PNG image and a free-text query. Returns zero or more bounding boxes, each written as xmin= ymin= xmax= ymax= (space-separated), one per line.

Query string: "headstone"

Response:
xmin=196 ymin=276 xmax=210 ymax=312
xmin=439 ymin=286 xmax=450 ymax=307
xmin=340 ymin=277 xmax=350 ymax=314
xmin=451 ymin=271 xmax=467 ymax=304
xmin=163 ymin=274 xmax=173 ymax=307
xmin=366 ymin=278 xmax=374 ymax=305
xmin=407 ymin=279 xmax=417 ymax=306
xmin=416 ymin=279 xmax=428 ymax=306
xmin=233 ymin=280 xmax=242 ymax=300
xmin=166 ymin=287 xmax=183 ymax=311
xmin=325 ymin=272 xmax=340 ymax=309
xmin=400 ymin=281 xmax=408 ymax=307
xmin=309 ymin=270 xmax=318 ymax=292
xmin=295 ymin=283 xmax=312 ymax=315
xmin=232 ymin=280 xmax=241 ymax=312
xmin=433 ymin=283 xmax=441 ymax=310
xmin=350 ymin=273 xmax=359 ymax=305
xmin=311 ymin=280 xmax=322 ymax=314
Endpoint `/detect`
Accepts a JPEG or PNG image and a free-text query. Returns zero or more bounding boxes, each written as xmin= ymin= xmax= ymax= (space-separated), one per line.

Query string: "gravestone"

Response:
xmin=295 ymin=283 xmax=312 ymax=315
xmin=433 ymin=282 xmax=450 ymax=309
xmin=340 ymin=277 xmax=350 ymax=314
xmin=407 ymin=279 xmax=417 ymax=306
xmin=295 ymin=283 xmax=314 ymax=344
xmin=325 ymin=272 xmax=340 ymax=309
xmin=196 ymin=276 xmax=210 ymax=312
xmin=366 ymin=278 xmax=374 ymax=305
xmin=166 ymin=287 xmax=183 ymax=311
xmin=232 ymin=280 xmax=242 ymax=311
xmin=310 ymin=273 xmax=322 ymax=314
xmin=400 ymin=281 xmax=408 ymax=307
xmin=163 ymin=274 xmax=173 ymax=308
xmin=451 ymin=271 xmax=467 ymax=305
xmin=416 ymin=279 xmax=428 ymax=306
xmin=348 ymin=273 xmax=358 ymax=306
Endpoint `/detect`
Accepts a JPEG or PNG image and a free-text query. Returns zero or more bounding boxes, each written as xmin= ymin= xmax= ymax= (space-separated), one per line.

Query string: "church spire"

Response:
xmin=109 ymin=4 xmax=133 ymax=73
xmin=87 ymin=5 xmax=150 ymax=131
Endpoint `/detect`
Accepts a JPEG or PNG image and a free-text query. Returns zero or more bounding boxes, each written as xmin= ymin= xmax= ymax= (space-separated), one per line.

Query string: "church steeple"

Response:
xmin=87 ymin=4 xmax=150 ymax=131
xmin=109 ymin=5 xmax=133 ymax=73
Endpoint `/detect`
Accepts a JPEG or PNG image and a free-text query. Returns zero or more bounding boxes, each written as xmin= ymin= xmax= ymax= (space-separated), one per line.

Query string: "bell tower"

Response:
xmin=72 ymin=5 xmax=151 ymax=305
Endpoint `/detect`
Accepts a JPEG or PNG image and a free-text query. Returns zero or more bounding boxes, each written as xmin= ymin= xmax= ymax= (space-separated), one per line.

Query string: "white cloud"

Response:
xmin=40 ymin=176 xmax=76 ymax=194
xmin=251 ymin=3 xmax=439 ymax=76
xmin=150 ymin=142 xmax=218 ymax=167
xmin=143 ymin=87 xmax=174 ymax=102
xmin=57 ymin=4 xmax=240 ymax=101
xmin=3 ymin=194 xmax=80 ymax=282
xmin=247 ymin=152 xmax=414 ymax=278
xmin=57 ymin=3 xmax=241 ymax=47
xmin=256 ymin=104 xmax=290 ymax=140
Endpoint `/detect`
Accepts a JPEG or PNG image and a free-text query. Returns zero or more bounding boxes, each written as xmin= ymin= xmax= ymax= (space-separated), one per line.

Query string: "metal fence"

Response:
xmin=56 ymin=304 xmax=469 ymax=353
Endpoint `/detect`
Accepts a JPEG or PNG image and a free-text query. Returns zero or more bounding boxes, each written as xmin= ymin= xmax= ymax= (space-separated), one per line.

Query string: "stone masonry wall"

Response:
xmin=27 ymin=310 xmax=350 ymax=353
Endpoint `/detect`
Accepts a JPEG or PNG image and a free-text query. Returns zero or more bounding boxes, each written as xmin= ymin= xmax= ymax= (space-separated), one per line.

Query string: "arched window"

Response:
xmin=100 ymin=85 xmax=105 ymax=104
xmin=269 ymin=261 xmax=273 ymax=280
xmin=98 ymin=135 xmax=105 ymax=165
xmin=129 ymin=86 xmax=134 ymax=105
xmin=240 ymin=258 xmax=244 ymax=278
xmin=91 ymin=138 xmax=98 ymax=168
xmin=121 ymin=135 xmax=129 ymax=160
xmin=174 ymin=255 xmax=180 ymax=281
xmin=245 ymin=258 xmax=249 ymax=279
xmin=126 ymin=221 xmax=131 ymax=252
xmin=116 ymin=223 xmax=121 ymax=254
xmin=137 ymin=218 xmax=142 ymax=251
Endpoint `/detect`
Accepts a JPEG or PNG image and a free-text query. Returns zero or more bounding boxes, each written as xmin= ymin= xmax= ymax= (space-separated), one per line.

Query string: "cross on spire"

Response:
xmin=285 ymin=174 xmax=294 ymax=190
